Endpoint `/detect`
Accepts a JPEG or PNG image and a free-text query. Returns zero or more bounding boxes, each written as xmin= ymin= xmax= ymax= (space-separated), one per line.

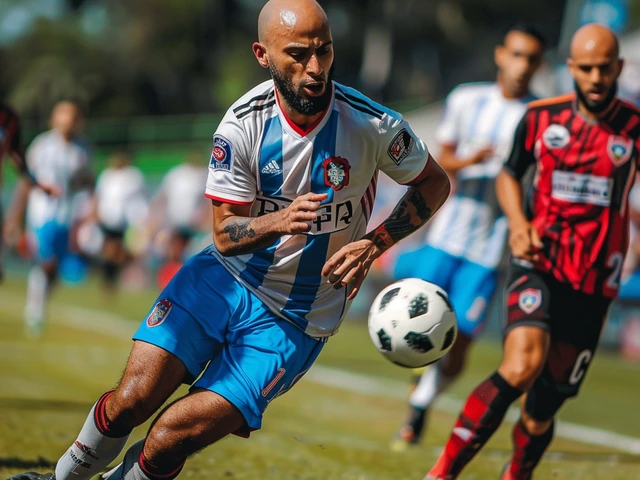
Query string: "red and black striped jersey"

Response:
xmin=0 ymin=101 xmax=21 ymax=159
xmin=504 ymin=93 xmax=640 ymax=298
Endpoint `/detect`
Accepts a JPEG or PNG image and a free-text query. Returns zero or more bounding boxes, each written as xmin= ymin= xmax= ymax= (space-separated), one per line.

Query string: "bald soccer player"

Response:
xmin=425 ymin=23 xmax=640 ymax=480
xmin=9 ymin=1 xmax=450 ymax=479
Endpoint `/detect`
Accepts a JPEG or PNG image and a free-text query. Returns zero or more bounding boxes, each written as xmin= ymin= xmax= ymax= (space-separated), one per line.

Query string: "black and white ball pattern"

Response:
xmin=368 ymin=278 xmax=458 ymax=368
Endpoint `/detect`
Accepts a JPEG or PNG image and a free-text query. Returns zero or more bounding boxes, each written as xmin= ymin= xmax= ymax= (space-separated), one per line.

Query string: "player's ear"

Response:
xmin=494 ymin=45 xmax=504 ymax=69
xmin=253 ymin=42 xmax=269 ymax=69
xmin=566 ymin=57 xmax=575 ymax=77
xmin=615 ymin=57 xmax=624 ymax=79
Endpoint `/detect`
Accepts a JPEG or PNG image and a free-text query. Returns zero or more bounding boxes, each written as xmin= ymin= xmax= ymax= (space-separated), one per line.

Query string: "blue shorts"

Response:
xmin=394 ymin=245 xmax=497 ymax=338
xmin=32 ymin=221 xmax=70 ymax=262
xmin=133 ymin=249 xmax=325 ymax=432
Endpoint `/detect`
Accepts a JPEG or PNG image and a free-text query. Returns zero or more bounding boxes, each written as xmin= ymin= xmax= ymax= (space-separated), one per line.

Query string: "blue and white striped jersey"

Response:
xmin=205 ymin=80 xmax=429 ymax=338
xmin=26 ymin=130 xmax=91 ymax=228
xmin=425 ymin=82 xmax=535 ymax=268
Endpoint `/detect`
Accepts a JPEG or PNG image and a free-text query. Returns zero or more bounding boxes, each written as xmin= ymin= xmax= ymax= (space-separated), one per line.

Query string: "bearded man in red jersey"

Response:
xmin=426 ymin=23 xmax=640 ymax=480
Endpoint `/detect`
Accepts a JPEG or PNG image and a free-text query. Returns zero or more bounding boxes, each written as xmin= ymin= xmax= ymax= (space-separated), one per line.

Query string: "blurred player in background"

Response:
xmin=392 ymin=24 xmax=546 ymax=449
xmin=9 ymin=0 xmax=451 ymax=478
xmin=1 ymin=100 xmax=57 ymax=280
xmin=93 ymin=152 xmax=147 ymax=293
xmin=6 ymin=100 xmax=91 ymax=336
xmin=147 ymin=150 xmax=208 ymax=288
xmin=426 ymin=24 xmax=639 ymax=480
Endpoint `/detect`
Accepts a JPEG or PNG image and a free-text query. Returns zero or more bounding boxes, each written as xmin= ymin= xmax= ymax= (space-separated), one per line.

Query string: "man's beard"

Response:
xmin=270 ymin=63 xmax=335 ymax=116
xmin=574 ymin=80 xmax=618 ymax=114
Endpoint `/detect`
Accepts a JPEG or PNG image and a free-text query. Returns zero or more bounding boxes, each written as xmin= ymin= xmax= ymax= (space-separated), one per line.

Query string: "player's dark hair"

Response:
xmin=503 ymin=23 xmax=548 ymax=50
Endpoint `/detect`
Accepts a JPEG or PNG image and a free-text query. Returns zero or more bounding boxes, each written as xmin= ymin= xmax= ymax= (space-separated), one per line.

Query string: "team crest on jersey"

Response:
xmin=147 ymin=299 xmax=173 ymax=327
xmin=542 ymin=124 xmax=570 ymax=149
xmin=518 ymin=288 xmax=541 ymax=314
xmin=607 ymin=135 xmax=633 ymax=166
xmin=323 ymin=156 xmax=350 ymax=191
xmin=210 ymin=135 xmax=233 ymax=171
xmin=388 ymin=129 xmax=415 ymax=165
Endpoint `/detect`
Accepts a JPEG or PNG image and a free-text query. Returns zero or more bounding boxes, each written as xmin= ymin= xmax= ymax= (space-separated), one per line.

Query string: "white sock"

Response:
xmin=102 ymin=440 xmax=184 ymax=480
xmin=409 ymin=364 xmax=456 ymax=409
xmin=101 ymin=441 xmax=147 ymax=480
xmin=24 ymin=266 xmax=48 ymax=330
xmin=55 ymin=400 xmax=130 ymax=480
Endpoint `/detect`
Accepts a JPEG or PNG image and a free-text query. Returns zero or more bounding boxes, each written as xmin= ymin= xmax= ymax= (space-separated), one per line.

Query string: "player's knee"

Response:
xmin=521 ymin=409 xmax=553 ymax=436
xmin=109 ymin=384 xmax=157 ymax=427
xmin=499 ymin=359 xmax=543 ymax=391
xmin=146 ymin=416 xmax=209 ymax=462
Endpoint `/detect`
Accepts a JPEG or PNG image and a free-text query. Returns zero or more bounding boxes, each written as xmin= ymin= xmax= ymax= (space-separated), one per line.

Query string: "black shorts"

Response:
xmin=100 ymin=224 xmax=126 ymax=240
xmin=504 ymin=261 xmax=612 ymax=397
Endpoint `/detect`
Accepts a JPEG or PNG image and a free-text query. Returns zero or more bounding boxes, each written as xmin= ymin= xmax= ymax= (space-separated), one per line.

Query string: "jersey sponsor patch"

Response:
xmin=147 ymin=299 xmax=173 ymax=327
xmin=388 ymin=129 xmax=415 ymax=165
xmin=542 ymin=124 xmax=570 ymax=149
xmin=551 ymin=171 xmax=612 ymax=206
xmin=518 ymin=288 xmax=541 ymax=314
xmin=210 ymin=135 xmax=233 ymax=171
xmin=323 ymin=156 xmax=350 ymax=191
xmin=607 ymin=135 xmax=633 ymax=167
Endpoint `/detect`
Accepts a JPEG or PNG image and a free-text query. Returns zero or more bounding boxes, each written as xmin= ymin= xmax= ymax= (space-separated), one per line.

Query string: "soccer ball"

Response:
xmin=368 ymin=278 xmax=458 ymax=368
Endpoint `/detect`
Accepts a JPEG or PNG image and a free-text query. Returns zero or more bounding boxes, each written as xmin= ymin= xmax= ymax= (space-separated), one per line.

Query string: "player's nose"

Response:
xmin=306 ymin=55 xmax=323 ymax=76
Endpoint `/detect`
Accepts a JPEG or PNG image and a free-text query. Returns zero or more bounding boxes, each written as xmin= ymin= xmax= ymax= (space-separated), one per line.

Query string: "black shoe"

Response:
xmin=7 ymin=473 xmax=54 ymax=480
xmin=390 ymin=406 xmax=428 ymax=451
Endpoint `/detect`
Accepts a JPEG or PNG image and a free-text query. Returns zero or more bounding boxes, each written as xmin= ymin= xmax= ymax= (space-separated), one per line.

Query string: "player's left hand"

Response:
xmin=322 ymin=239 xmax=382 ymax=300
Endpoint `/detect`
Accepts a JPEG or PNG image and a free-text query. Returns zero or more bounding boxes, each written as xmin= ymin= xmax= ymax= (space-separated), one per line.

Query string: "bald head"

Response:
xmin=258 ymin=0 xmax=329 ymax=45
xmin=567 ymin=23 xmax=623 ymax=116
xmin=570 ymin=23 xmax=619 ymax=59
xmin=253 ymin=0 xmax=334 ymax=119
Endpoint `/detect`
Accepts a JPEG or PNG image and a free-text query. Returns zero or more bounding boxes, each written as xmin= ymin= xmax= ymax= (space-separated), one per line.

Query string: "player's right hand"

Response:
xmin=509 ymin=219 xmax=543 ymax=261
xmin=469 ymin=147 xmax=494 ymax=164
xmin=278 ymin=192 xmax=328 ymax=234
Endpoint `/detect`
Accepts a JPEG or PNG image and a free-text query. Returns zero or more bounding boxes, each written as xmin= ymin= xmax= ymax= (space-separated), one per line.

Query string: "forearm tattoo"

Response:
xmin=223 ymin=219 xmax=256 ymax=244
xmin=367 ymin=189 xmax=432 ymax=251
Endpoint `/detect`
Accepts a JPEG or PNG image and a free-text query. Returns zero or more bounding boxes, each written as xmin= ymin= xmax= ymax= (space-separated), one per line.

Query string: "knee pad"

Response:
xmin=525 ymin=376 xmax=566 ymax=422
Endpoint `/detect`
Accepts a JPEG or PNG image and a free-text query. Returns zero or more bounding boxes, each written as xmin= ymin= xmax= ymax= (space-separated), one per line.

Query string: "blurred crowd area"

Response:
xmin=2 ymin=0 xmax=640 ymax=358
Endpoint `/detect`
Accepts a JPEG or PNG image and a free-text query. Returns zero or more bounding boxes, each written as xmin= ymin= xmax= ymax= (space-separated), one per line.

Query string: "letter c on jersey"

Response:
xmin=569 ymin=349 xmax=593 ymax=385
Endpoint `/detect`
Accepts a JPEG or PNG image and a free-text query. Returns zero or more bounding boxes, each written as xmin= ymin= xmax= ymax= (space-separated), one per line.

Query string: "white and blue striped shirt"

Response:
xmin=205 ymin=80 xmax=430 ymax=338
xmin=26 ymin=130 xmax=91 ymax=229
xmin=425 ymin=82 xmax=535 ymax=268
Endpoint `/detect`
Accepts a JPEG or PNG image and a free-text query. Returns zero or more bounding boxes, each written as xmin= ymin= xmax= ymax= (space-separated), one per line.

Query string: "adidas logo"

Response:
xmin=261 ymin=160 xmax=281 ymax=175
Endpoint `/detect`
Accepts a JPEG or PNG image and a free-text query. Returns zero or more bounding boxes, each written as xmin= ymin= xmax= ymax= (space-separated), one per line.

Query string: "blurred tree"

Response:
xmin=1 ymin=0 xmax=575 ymax=118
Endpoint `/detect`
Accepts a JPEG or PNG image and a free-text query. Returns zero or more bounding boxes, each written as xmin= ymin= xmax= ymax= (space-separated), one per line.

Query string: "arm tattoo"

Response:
xmin=366 ymin=189 xmax=432 ymax=251
xmin=223 ymin=219 xmax=256 ymax=244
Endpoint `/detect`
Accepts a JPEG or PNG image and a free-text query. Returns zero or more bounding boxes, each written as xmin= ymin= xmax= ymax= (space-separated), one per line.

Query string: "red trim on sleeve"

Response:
xmin=402 ymin=155 xmax=432 ymax=186
xmin=205 ymin=193 xmax=253 ymax=206
xmin=275 ymin=88 xmax=332 ymax=137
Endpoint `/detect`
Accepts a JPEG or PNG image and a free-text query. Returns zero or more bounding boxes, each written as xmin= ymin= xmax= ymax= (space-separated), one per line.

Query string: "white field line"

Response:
xmin=3 ymin=292 xmax=640 ymax=456
xmin=306 ymin=366 xmax=640 ymax=456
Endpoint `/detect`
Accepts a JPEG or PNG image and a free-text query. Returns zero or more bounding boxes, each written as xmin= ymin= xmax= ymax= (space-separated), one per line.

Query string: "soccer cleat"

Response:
xmin=390 ymin=405 xmax=428 ymax=451
xmin=6 ymin=473 xmax=55 ymax=480
xmin=389 ymin=423 xmax=420 ymax=452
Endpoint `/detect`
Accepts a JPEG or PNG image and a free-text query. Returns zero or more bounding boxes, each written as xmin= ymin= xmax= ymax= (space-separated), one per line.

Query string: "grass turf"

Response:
xmin=1 ymin=277 xmax=639 ymax=479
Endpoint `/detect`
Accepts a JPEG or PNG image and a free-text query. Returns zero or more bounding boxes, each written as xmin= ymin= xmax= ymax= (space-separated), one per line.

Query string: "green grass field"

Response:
xmin=1 ymin=277 xmax=640 ymax=479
